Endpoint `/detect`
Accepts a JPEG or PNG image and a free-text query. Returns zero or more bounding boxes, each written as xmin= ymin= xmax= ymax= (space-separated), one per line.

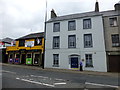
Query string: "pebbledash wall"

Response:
xmin=45 ymin=14 xmax=107 ymax=72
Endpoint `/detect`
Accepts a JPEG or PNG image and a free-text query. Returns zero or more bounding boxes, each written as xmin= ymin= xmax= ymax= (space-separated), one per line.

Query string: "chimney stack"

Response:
xmin=114 ymin=2 xmax=120 ymax=11
xmin=51 ymin=9 xmax=57 ymax=18
xmin=95 ymin=0 xmax=99 ymax=12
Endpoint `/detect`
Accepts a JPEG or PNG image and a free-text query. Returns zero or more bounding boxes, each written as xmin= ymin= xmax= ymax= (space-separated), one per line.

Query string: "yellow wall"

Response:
xmin=6 ymin=38 xmax=44 ymax=53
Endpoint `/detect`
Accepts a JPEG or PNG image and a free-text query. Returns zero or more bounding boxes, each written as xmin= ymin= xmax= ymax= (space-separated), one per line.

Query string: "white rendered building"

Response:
xmin=45 ymin=2 xmax=107 ymax=72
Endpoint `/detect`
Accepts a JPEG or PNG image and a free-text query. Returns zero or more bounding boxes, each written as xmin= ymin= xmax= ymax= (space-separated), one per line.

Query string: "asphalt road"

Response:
xmin=2 ymin=64 xmax=119 ymax=89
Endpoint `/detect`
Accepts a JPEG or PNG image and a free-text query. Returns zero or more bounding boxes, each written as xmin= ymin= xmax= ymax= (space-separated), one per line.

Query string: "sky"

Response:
xmin=0 ymin=0 xmax=120 ymax=39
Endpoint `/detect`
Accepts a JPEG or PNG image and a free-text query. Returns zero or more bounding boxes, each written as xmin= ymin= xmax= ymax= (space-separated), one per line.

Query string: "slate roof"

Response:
xmin=16 ymin=32 xmax=44 ymax=40
xmin=2 ymin=37 xmax=14 ymax=44
xmin=46 ymin=10 xmax=118 ymax=23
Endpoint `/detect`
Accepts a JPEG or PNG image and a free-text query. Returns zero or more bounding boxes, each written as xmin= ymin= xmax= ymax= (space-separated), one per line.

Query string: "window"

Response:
xmin=16 ymin=54 xmax=20 ymax=58
xmin=27 ymin=54 xmax=32 ymax=58
xmin=35 ymin=38 xmax=42 ymax=45
xmin=53 ymin=22 xmax=60 ymax=32
xmin=111 ymin=34 xmax=120 ymax=47
xmin=84 ymin=34 xmax=93 ymax=48
xmin=85 ymin=54 xmax=93 ymax=67
xmin=68 ymin=20 xmax=76 ymax=30
xmin=83 ymin=18 xmax=92 ymax=29
xmin=109 ymin=17 xmax=117 ymax=27
xmin=53 ymin=54 xmax=59 ymax=67
xmin=19 ymin=40 xmax=25 ymax=46
xmin=68 ymin=35 xmax=76 ymax=48
xmin=53 ymin=36 xmax=60 ymax=49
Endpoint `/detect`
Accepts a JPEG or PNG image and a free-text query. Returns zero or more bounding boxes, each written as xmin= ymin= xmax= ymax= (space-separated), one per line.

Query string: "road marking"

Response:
xmin=2 ymin=70 xmax=16 ymax=74
xmin=30 ymin=75 xmax=48 ymax=79
xmin=16 ymin=78 xmax=20 ymax=80
xmin=54 ymin=82 xmax=66 ymax=85
xmin=85 ymin=82 xmax=119 ymax=88
xmin=16 ymin=78 xmax=55 ymax=87
xmin=55 ymin=78 xmax=66 ymax=81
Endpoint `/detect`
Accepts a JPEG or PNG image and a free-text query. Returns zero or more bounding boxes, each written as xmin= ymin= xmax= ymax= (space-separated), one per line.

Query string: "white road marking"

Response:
xmin=16 ymin=78 xmax=20 ymax=80
xmin=54 ymin=82 xmax=66 ymax=85
xmin=55 ymin=78 xmax=66 ymax=81
xmin=30 ymin=75 xmax=48 ymax=79
xmin=2 ymin=70 xmax=16 ymax=74
xmin=16 ymin=78 xmax=55 ymax=87
xmin=85 ymin=82 xmax=119 ymax=88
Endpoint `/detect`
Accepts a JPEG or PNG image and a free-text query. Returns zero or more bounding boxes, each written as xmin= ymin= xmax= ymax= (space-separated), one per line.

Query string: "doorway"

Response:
xmin=108 ymin=55 xmax=120 ymax=72
xmin=71 ymin=57 xmax=79 ymax=68
xmin=33 ymin=53 xmax=40 ymax=65
xmin=21 ymin=54 xmax=26 ymax=64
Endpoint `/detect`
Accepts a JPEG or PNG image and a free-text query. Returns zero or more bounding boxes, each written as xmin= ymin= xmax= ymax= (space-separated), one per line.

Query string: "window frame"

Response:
xmin=83 ymin=18 xmax=92 ymax=29
xmin=111 ymin=34 xmax=120 ymax=47
xmin=68 ymin=35 xmax=76 ymax=48
xmin=53 ymin=22 xmax=60 ymax=32
xmin=68 ymin=20 xmax=76 ymax=31
xmin=19 ymin=40 xmax=25 ymax=47
xmin=109 ymin=17 xmax=118 ymax=27
xmin=34 ymin=38 xmax=42 ymax=46
xmin=84 ymin=34 xmax=93 ymax=48
xmin=53 ymin=54 xmax=59 ymax=67
xmin=85 ymin=54 xmax=93 ymax=67
xmin=53 ymin=36 xmax=60 ymax=49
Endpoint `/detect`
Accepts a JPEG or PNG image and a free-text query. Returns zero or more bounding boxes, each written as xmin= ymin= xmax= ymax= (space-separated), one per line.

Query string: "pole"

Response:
xmin=42 ymin=0 xmax=47 ymax=69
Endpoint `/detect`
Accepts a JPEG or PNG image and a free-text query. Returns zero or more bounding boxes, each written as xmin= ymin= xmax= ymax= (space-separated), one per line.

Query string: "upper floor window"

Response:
xmin=111 ymin=34 xmax=120 ymax=47
xmin=53 ymin=54 xmax=59 ymax=67
xmin=109 ymin=17 xmax=117 ymax=27
xmin=19 ymin=40 xmax=25 ymax=46
xmin=53 ymin=22 xmax=60 ymax=32
xmin=83 ymin=18 xmax=92 ymax=29
xmin=68 ymin=20 xmax=76 ymax=30
xmin=68 ymin=35 xmax=76 ymax=48
xmin=35 ymin=38 xmax=42 ymax=46
xmin=85 ymin=54 xmax=93 ymax=67
xmin=84 ymin=34 xmax=93 ymax=48
xmin=53 ymin=36 xmax=60 ymax=49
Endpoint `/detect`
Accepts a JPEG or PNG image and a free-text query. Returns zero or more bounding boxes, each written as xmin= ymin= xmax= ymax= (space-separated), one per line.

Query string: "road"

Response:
xmin=1 ymin=64 xmax=119 ymax=89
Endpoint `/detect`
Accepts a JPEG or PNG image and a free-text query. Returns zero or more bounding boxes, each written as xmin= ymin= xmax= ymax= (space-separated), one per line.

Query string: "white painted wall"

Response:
xmin=45 ymin=15 xmax=107 ymax=72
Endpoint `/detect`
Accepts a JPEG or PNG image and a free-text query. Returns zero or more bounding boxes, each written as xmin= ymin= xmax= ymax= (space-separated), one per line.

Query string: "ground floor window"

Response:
xmin=85 ymin=54 xmax=93 ymax=67
xmin=53 ymin=54 xmax=59 ymax=67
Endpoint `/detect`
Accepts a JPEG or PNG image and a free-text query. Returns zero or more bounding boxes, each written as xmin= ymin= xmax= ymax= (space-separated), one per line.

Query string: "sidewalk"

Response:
xmin=1 ymin=63 xmax=119 ymax=77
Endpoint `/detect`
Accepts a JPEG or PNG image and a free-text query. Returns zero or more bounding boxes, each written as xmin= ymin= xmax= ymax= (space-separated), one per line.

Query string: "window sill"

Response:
xmin=53 ymin=48 xmax=60 ymax=49
xmin=85 ymin=66 xmax=94 ymax=68
xmin=52 ymin=65 xmax=59 ymax=67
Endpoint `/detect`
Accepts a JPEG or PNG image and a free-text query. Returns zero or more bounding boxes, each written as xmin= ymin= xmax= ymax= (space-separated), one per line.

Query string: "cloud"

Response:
xmin=0 ymin=0 xmax=119 ymax=39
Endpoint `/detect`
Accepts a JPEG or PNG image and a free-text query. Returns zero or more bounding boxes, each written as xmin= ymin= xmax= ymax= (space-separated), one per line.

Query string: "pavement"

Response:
xmin=1 ymin=63 xmax=119 ymax=78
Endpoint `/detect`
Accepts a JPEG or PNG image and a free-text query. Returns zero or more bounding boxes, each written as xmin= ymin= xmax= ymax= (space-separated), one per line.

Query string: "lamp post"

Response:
xmin=42 ymin=0 xmax=47 ymax=69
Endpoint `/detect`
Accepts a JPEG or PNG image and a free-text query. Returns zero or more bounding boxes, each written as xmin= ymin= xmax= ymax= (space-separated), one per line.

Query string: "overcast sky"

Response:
xmin=0 ymin=0 xmax=119 ymax=39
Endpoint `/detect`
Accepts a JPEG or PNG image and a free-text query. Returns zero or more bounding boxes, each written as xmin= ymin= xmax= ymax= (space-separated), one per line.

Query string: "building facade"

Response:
xmin=45 ymin=3 xmax=108 ymax=72
xmin=45 ymin=1 xmax=120 ymax=72
xmin=102 ymin=2 xmax=120 ymax=72
xmin=6 ymin=32 xmax=44 ymax=66
xmin=0 ymin=38 xmax=15 ymax=63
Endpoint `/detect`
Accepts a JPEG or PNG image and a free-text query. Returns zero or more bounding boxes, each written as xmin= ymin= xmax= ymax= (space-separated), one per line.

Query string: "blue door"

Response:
xmin=71 ymin=57 xmax=78 ymax=68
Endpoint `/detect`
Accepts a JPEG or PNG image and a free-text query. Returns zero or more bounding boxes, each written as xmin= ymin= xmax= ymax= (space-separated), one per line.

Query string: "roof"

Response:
xmin=46 ymin=10 xmax=119 ymax=23
xmin=47 ymin=11 xmax=102 ymax=23
xmin=2 ymin=37 xmax=14 ymax=44
xmin=16 ymin=32 xmax=44 ymax=40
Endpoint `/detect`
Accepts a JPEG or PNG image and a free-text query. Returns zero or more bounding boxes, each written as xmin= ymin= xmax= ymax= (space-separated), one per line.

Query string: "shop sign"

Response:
xmin=25 ymin=41 xmax=34 ymax=47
